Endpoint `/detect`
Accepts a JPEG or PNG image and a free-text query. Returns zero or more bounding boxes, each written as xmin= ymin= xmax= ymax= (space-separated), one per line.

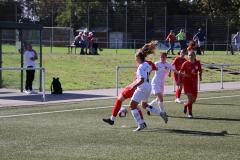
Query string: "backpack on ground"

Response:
xmin=51 ymin=77 xmax=63 ymax=94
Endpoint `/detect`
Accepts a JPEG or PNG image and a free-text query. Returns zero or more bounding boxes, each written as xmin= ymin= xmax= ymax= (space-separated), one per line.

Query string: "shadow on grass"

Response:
xmin=169 ymin=115 xmax=240 ymax=122
xmin=196 ymin=102 xmax=240 ymax=106
xmin=0 ymin=93 xmax=111 ymax=102
xmin=148 ymin=128 xmax=230 ymax=136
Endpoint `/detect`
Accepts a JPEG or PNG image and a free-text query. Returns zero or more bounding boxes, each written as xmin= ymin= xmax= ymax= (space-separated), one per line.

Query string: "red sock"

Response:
xmin=176 ymin=89 xmax=181 ymax=98
xmin=188 ymin=103 xmax=192 ymax=114
xmin=112 ymin=99 xmax=122 ymax=117
xmin=178 ymin=89 xmax=182 ymax=98
xmin=175 ymin=89 xmax=179 ymax=98
xmin=185 ymin=102 xmax=189 ymax=106
xmin=137 ymin=106 xmax=144 ymax=120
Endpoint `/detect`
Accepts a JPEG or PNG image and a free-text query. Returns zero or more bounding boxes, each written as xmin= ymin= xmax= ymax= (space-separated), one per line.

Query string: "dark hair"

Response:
xmin=159 ymin=52 xmax=167 ymax=57
xmin=136 ymin=40 xmax=158 ymax=61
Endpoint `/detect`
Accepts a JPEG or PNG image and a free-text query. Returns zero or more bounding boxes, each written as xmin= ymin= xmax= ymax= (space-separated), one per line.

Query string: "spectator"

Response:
xmin=74 ymin=32 xmax=86 ymax=55
xmin=165 ymin=30 xmax=175 ymax=55
xmin=180 ymin=50 xmax=202 ymax=118
xmin=24 ymin=44 xmax=38 ymax=94
xmin=87 ymin=32 xmax=93 ymax=54
xmin=182 ymin=29 xmax=187 ymax=50
xmin=232 ymin=31 xmax=240 ymax=55
xmin=175 ymin=29 xmax=185 ymax=51
xmin=82 ymin=31 xmax=89 ymax=54
xmin=193 ymin=28 xmax=206 ymax=55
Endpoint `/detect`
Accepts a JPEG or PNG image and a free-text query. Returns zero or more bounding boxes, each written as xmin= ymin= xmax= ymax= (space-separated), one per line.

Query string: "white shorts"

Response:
xmin=132 ymin=89 xmax=151 ymax=103
xmin=152 ymin=84 xmax=164 ymax=95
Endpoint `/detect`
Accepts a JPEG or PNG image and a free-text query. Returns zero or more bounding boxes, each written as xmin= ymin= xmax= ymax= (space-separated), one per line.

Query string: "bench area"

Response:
xmin=65 ymin=45 xmax=77 ymax=54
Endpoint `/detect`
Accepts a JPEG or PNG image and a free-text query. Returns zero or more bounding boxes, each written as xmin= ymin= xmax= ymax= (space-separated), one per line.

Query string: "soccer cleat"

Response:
xmin=188 ymin=114 xmax=193 ymax=118
xmin=133 ymin=123 xmax=147 ymax=132
xmin=183 ymin=103 xmax=187 ymax=114
xmin=102 ymin=118 xmax=114 ymax=125
xmin=143 ymin=122 xmax=147 ymax=128
xmin=147 ymin=110 xmax=150 ymax=116
xmin=160 ymin=112 xmax=168 ymax=124
xmin=175 ymin=98 xmax=182 ymax=104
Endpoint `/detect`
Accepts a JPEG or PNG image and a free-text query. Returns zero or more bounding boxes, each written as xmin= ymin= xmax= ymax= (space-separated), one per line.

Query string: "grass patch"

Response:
xmin=0 ymin=90 xmax=240 ymax=159
xmin=1 ymin=44 xmax=240 ymax=90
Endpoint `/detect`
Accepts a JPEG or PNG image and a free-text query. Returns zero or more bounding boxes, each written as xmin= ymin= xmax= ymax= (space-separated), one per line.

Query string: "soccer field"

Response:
xmin=0 ymin=90 xmax=240 ymax=160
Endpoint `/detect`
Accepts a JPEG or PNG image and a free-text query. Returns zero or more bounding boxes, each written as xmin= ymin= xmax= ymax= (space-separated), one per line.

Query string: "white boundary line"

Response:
xmin=1 ymin=94 xmax=240 ymax=119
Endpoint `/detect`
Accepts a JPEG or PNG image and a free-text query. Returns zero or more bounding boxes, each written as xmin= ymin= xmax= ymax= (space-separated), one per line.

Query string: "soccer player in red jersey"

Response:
xmin=102 ymin=41 xmax=158 ymax=126
xmin=180 ymin=50 xmax=202 ymax=118
xmin=171 ymin=49 xmax=187 ymax=103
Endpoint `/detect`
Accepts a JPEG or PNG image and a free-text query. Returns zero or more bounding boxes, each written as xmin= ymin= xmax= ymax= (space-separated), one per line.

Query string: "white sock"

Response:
xmin=149 ymin=98 xmax=158 ymax=106
xmin=158 ymin=101 xmax=164 ymax=112
xmin=110 ymin=115 xmax=115 ymax=121
xmin=131 ymin=109 xmax=144 ymax=125
xmin=146 ymin=105 xmax=160 ymax=115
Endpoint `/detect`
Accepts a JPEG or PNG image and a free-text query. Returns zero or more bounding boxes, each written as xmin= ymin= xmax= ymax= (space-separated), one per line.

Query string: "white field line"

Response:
xmin=0 ymin=95 xmax=240 ymax=119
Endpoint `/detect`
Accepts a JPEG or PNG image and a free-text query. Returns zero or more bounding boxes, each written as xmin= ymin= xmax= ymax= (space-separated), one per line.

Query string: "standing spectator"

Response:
xmin=193 ymin=28 xmax=206 ymax=55
xmin=147 ymin=52 xmax=180 ymax=117
xmin=24 ymin=44 xmax=38 ymax=94
xmin=180 ymin=51 xmax=202 ymax=118
xmin=171 ymin=49 xmax=187 ymax=103
xmin=182 ymin=29 xmax=187 ymax=51
xmin=175 ymin=29 xmax=184 ymax=51
xmin=165 ymin=30 xmax=175 ymax=55
xmin=232 ymin=31 xmax=240 ymax=55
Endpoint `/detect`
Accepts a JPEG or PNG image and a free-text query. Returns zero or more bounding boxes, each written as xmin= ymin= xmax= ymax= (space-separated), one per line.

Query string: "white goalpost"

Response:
xmin=0 ymin=67 xmax=46 ymax=101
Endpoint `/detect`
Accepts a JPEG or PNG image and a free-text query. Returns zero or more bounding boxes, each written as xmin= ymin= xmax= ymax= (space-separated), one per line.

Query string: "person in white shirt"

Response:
xmin=24 ymin=44 xmax=38 ymax=94
xmin=147 ymin=52 xmax=180 ymax=117
xmin=128 ymin=40 xmax=158 ymax=131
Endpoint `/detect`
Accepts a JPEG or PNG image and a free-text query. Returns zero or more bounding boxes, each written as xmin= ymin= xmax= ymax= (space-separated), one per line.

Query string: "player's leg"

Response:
xmin=102 ymin=87 xmax=134 ymax=125
xmin=130 ymin=91 xmax=147 ymax=131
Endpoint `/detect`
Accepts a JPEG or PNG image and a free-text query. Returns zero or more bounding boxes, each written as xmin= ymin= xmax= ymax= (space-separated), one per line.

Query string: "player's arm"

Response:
xmin=131 ymin=78 xmax=144 ymax=91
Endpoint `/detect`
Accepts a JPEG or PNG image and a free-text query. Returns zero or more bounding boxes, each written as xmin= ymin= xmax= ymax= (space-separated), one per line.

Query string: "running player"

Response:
xmin=180 ymin=50 xmax=202 ymax=118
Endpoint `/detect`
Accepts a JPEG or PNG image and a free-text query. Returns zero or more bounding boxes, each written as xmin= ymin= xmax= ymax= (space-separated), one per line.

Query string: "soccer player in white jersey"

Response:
xmin=147 ymin=52 xmax=180 ymax=118
xmin=128 ymin=41 xmax=158 ymax=131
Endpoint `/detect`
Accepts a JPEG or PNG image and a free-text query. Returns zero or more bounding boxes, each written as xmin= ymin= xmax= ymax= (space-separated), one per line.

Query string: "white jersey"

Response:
xmin=135 ymin=62 xmax=152 ymax=92
xmin=25 ymin=50 xmax=36 ymax=68
xmin=152 ymin=61 xmax=175 ymax=86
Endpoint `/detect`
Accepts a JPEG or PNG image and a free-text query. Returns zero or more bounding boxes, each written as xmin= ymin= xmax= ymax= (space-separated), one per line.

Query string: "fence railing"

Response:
xmin=0 ymin=67 xmax=46 ymax=101
xmin=116 ymin=64 xmax=240 ymax=96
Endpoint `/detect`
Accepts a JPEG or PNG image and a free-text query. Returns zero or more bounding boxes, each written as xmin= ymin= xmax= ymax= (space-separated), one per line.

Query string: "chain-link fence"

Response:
xmin=1 ymin=2 xmax=239 ymax=51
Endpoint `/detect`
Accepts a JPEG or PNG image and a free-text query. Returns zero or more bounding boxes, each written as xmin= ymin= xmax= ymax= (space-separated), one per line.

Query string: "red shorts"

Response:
xmin=183 ymin=81 xmax=198 ymax=97
xmin=121 ymin=87 xmax=135 ymax=99
xmin=173 ymin=74 xmax=183 ymax=85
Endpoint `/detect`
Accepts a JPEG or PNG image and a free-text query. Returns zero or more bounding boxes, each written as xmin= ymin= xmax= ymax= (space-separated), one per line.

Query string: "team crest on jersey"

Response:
xmin=165 ymin=66 xmax=168 ymax=69
xmin=195 ymin=66 xmax=198 ymax=70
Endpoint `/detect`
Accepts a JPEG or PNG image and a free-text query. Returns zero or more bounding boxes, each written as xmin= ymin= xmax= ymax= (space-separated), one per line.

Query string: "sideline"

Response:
xmin=1 ymin=94 xmax=240 ymax=119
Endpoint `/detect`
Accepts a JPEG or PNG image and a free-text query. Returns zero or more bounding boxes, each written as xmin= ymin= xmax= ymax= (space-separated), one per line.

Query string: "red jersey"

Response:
xmin=87 ymin=35 xmax=92 ymax=41
xmin=167 ymin=34 xmax=174 ymax=43
xmin=172 ymin=57 xmax=187 ymax=71
xmin=181 ymin=60 xmax=202 ymax=82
